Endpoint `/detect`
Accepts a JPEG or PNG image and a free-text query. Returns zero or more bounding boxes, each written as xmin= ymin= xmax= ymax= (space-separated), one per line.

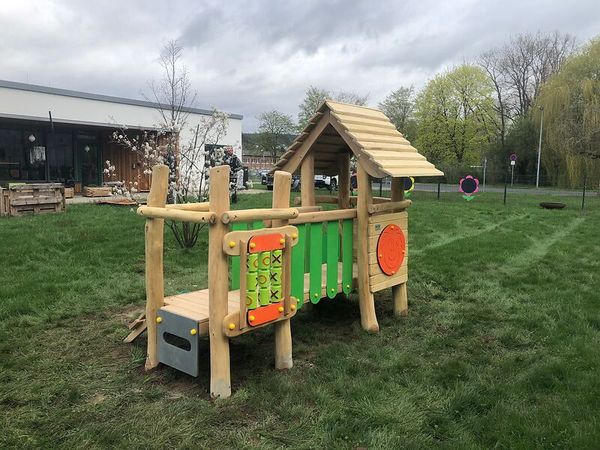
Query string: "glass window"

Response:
xmin=48 ymin=132 xmax=74 ymax=181
xmin=22 ymin=131 xmax=46 ymax=180
xmin=0 ymin=128 xmax=22 ymax=181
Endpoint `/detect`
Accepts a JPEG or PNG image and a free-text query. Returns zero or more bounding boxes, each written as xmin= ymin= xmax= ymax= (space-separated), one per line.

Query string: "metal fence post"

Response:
xmin=503 ymin=170 xmax=508 ymax=205
xmin=582 ymin=171 xmax=587 ymax=211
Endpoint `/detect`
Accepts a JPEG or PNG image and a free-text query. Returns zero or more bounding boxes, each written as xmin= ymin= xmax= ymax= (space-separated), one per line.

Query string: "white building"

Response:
xmin=0 ymin=79 xmax=242 ymax=191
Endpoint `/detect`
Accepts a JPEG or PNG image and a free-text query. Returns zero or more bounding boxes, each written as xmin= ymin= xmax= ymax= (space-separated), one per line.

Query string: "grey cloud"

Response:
xmin=1 ymin=0 xmax=599 ymax=132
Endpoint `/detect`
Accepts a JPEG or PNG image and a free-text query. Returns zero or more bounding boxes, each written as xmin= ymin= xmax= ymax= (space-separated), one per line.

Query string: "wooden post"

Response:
xmin=357 ymin=166 xmax=379 ymax=332
xmin=391 ymin=177 xmax=408 ymax=317
xmin=300 ymin=152 xmax=315 ymax=207
xmin=144 ymin=165 xmax=169 ymax=370
xmin=338 ymin=153 xmax=351 ymax=209
xmin=272 ymin=170 xmax=293 ymax=369
xmin=208 ymin=165 xmax=232 ymax=398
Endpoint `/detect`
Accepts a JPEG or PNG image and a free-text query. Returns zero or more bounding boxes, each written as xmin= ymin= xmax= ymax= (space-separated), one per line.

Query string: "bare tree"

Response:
xmin=335 ymin=91 xmax=369 ymax=106
xmin=479 ymin=50 xmax=509 ymax=150
xmin=498 ymin=32 xmax=576 ymax=118
xmin=143 ymin=40 xmax=200 ymax=203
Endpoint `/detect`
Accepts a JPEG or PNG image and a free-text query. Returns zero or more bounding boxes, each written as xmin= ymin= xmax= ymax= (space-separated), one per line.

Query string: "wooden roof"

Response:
xmin=275 ymin=100 xmax=443 ymax=178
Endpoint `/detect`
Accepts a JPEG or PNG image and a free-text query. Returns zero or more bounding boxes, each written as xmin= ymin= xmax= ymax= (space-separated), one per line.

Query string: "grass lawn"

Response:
xmin=1 ymin=190 xmax=599 ymax=449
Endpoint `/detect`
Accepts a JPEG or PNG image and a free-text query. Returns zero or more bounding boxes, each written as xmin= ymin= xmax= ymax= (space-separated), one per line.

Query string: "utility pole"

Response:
xmin=536 ymin=106 xmax=544 ymax=188
xmin=482 ymin=157 xmax=487 ymax=192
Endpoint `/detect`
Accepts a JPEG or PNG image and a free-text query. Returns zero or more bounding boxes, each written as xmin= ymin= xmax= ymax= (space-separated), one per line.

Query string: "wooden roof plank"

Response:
xmin=326 ymin=101 xmax=389 ymax=119
xmin=331 ymin=113 xmax=397 ymax=129
xmin=360 ymin=142 xmax=419 ymax=150
xmin=348 ymin=134 xmax=412 ymax=146
xmin=343 ymin=124 xmax=404 ymax=137
xmin=363 ymin=152 xmax=427 ymax=161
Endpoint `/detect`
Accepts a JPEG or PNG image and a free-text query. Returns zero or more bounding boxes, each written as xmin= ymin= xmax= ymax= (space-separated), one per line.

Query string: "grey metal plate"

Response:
xmin=157 ymin=309 xmax=200 ymax=377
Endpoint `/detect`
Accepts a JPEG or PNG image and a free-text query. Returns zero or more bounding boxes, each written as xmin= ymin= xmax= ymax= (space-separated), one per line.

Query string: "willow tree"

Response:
xmin=535 ymin=38 xmax=600 ymax=188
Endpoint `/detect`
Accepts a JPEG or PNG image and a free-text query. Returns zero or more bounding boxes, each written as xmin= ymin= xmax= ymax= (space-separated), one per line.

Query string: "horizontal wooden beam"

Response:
xmin=314 ymin=195 xmax=391 ymax=208
xmin=296 ymin=205 xmax=323 ymax=213
xmin=289 ymin=208 xmax=357 ymax=225
xmin=165 ymin=202 xmax=209 ymax=211
xmin=314 ymin=195 xmax=338 ymax=204
xmin=367 ymin=200 xmax=412 ymax=215
xmin=221 ymin=207 xmax=299 ymax=224
xmin=137 ymin=206 xmax=217 ymax=223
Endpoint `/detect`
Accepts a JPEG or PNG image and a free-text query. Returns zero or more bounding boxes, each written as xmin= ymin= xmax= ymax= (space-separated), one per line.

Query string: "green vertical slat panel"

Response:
xmin=326 ymin=221 xmax=340 ymax=298
xmin=304 ymin=223 xmax=311 ymax=273
xmin=252 ymin=220 xmax=263 ymax=230
xmin=322 ymin=223 xmax=328 ymax=263
xmin=309 ymin=222 xmax=323 ymax=303
xmin=229 ymin=222 xmax=247 ymax=290
xmin=291 ymin=224 xmax=306 ymax=308
xmin=342 ymin=219 xmax=354 ymax=294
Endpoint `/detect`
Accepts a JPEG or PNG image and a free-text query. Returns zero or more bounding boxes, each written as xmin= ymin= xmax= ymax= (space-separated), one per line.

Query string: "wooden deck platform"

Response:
xmin=159 ymin=263 xmax=358 ymax=335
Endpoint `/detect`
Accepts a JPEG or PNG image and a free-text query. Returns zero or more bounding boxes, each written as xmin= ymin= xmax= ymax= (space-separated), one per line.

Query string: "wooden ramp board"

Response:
xmin=160 ymin=291 xmax=240 ymax=336
xmin=160 ymin=263 xmax=358 ymax=329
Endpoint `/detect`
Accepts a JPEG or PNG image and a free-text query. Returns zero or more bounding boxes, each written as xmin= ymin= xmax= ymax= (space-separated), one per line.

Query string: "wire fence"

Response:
xmin=246 ymin=166 xmax=598 ymax=210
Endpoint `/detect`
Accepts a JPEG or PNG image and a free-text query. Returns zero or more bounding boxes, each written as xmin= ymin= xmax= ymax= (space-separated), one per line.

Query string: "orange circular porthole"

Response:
xmin=377 ymin=224 xmax=406 ymax=276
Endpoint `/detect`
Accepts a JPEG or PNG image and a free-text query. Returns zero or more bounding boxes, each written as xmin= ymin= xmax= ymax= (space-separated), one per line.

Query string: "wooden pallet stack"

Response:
xmin=0 ymin=189 xmax=8 ymax=217
xmin=0 ymin=183 xmax=65 ymax=216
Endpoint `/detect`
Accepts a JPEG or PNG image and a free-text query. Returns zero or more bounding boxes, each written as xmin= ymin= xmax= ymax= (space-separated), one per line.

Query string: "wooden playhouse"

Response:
xmin=132 ymin=100 xmax=442 ymax=398
xmin=274 ymin=100 xmax=443 ymax=331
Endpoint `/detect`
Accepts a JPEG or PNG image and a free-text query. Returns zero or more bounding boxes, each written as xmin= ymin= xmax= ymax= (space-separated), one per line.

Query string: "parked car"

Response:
xmin=266 ymin=174 xmax=301 ymax=191
xmin=314 ymin=175 xmax=337 ymax=191
xmin=259 ymin=170 xmax=269 ymax=185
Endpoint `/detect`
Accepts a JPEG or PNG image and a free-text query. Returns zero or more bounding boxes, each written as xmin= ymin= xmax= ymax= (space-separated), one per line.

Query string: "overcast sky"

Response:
xmin=2 ymin=0 xmax=600 ymax=131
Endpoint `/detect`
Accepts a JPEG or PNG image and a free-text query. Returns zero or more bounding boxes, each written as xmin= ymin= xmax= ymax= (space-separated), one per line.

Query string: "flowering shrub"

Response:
xmin=106 ymin=109 xmax=239 ymax=247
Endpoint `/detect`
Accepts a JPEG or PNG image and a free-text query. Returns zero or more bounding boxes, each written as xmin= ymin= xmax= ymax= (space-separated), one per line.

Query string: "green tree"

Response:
xmin=256 ymin=110 xmax=296 ymax=160
xmin=503 ymin=115 xmax=538 ymax=180
xmin=378 ymin=86 xmax=416 ymax=138
xmin=297 ymin=86 xmax=369 ymax=129
xmin=535 ymin=38 xmax=600 ymax=187
xmin=415 ymin=65 xmax=498 ymax=166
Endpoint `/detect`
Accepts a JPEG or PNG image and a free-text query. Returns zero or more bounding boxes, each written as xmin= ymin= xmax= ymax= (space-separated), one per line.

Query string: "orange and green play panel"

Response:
xmin=248 ymin=233 xmax=285 ymax=253
xmin=247 ymin=301 xmax=284 ymax=326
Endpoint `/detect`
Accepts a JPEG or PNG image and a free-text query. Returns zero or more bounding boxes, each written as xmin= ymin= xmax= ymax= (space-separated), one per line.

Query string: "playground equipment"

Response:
xmin=132 ymin=100 xmax=442 ymax=399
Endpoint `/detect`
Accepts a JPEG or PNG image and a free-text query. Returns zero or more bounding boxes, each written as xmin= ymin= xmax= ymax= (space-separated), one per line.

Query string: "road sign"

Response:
xmin=510 ymin=153 xmax=518 ymax=161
